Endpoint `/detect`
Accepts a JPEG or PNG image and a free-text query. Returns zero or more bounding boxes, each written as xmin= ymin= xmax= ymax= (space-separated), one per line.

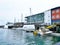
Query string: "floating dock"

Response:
xmin=50 ymin=33 xmax=60 ymax=37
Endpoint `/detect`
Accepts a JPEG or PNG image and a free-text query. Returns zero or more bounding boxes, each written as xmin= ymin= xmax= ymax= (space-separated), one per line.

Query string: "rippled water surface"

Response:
xmin=0 ymin=29 xmax=60 ymax=45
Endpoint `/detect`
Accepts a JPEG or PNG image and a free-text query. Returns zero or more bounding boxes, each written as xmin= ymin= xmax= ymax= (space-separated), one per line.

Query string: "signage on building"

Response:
xmin=52 ymin=8 xmax=60 ymax=20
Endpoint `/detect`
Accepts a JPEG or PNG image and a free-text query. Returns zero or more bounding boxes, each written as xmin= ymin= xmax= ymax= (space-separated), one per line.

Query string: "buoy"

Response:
xmin=33 ymin=31 xmax=38 ymax=36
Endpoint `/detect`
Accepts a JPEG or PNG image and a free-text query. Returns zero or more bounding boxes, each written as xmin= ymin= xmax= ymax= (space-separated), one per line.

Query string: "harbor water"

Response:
xmin=0 ymin=29 xmax=60 ymax=45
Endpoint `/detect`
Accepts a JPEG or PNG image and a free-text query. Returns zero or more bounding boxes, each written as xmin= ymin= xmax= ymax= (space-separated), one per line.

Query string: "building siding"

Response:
xmin=44 ymin=10 xmax=51 ymax=25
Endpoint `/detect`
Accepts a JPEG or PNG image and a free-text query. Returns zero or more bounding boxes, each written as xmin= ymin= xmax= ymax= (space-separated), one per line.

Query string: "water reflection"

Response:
xmin=0 ymin=29 xmax=25 ymax=45
xmin=0 ymin=29 xmax=60 ymax=45
xmin=25 ymin=34 xmax=60 ymax=45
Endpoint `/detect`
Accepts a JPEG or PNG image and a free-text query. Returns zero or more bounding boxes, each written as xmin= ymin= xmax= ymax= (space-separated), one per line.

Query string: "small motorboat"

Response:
xmin=38 ymin=27 xmax=52 ymax=35
xmin=33 ymin=27 xmax=52 ymax=36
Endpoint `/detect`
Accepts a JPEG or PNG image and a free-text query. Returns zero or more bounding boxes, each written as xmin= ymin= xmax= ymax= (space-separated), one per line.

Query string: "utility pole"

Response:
xmin=30 ymin=8 xmax=32 ymax=15
xmin=30 ymin=8 xmax=32 ymax=24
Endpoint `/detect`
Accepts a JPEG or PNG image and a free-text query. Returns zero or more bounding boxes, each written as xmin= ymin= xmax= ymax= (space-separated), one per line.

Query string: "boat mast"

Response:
xmin=14 ymin=18 xmax=16 ymax=23
xmin=21 ymin=13 xmax=23 ymax=22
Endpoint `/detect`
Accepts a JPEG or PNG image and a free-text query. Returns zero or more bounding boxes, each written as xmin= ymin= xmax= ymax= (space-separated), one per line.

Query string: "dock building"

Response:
xmin=25 ymin=7 xmax=60 ymax=25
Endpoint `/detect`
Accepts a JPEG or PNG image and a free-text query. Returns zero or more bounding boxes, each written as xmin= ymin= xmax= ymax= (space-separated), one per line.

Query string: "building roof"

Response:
xmin=25 ymin=6 xmax=60 ymax=18
xmin=25 ymin=12 xmax=44 ymax=18
xmin=51 ymin=6 xmax=60 ymax=10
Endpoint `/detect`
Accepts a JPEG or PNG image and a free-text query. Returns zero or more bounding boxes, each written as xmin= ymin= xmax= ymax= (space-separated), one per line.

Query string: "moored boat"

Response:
xmin=33 ymin=27 xmax=52 ymax=36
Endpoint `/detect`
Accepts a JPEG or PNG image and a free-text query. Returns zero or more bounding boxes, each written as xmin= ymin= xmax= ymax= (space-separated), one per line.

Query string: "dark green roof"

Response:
xmin=51 ymin=6 xmax=60 ymax=10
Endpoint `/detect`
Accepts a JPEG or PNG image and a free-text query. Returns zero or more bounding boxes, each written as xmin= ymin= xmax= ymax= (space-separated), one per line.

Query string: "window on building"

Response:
xmin=56 ymin=9 xmax=60 ymax=13
xmin=56 ymin=14 xmax=60 ymax=19
xmin=52 ymin=10 xmax=55 ymax=14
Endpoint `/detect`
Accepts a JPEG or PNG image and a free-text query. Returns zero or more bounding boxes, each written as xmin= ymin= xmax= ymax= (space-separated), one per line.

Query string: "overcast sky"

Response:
xmin=0 ymin=0 xmax=60 ymax=25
